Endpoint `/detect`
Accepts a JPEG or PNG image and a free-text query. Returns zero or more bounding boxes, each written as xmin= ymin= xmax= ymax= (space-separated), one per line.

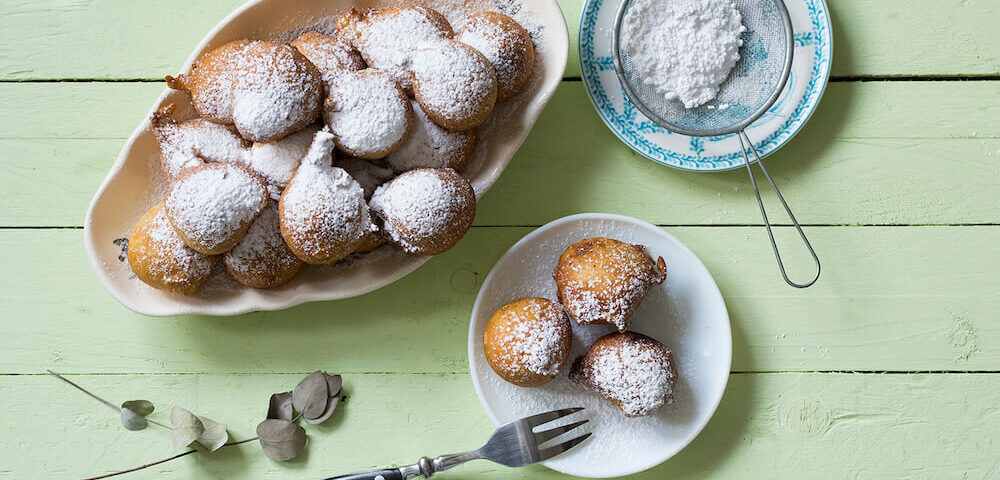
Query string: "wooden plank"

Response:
xmin=2 ymin=81 xmax=999 ymax=227
xmin=2 ymin=1 xmax=1000 ymax=80
xmin=0 ymin=226 xmax=996 ymax=374
xmin=1 ymin=373 xmax=996 ymax=478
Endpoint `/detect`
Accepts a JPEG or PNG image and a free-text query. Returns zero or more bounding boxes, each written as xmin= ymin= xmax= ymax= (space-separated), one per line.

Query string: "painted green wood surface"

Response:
xmin=2 ymin=373 xmax=997 ymax=479
xmin=2 ymin=81 xmax=1000 ymax=227
xmin=2 ymin=1 xmax=1000 ymax=80
xmin=1 ymin=227 xmax=996 ymax=374
xmin=0 ymin=0 xmax=998 ymax=479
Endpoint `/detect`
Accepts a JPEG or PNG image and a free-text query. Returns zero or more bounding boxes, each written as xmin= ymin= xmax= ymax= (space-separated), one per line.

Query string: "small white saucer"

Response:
xmin=468 ymin=214 xmax=732 ymax=477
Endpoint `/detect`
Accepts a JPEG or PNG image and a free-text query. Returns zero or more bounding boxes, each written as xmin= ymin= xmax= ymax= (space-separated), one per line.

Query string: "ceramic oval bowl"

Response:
xmin=84 ymin=0 xmax=569 ymax=316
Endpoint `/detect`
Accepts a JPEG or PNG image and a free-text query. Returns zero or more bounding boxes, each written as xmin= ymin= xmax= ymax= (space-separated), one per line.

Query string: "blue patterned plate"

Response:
xmin=579 ymin=0 xmax=832 ymax=171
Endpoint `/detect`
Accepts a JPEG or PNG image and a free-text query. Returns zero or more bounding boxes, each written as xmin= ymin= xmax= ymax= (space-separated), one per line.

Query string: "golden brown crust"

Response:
xmin=483 ymin=297 xmax=572 ymax=387
xmin=457 ymin=11 xmax=535 ymax=102
xmin=166 ymin=40 xmax=251 ymax=124
xmin=127 ymin=203 xmax=216 ymax=296
xmin=411 ymin=40 xmax=497 ymax=132
xmin=553 ymin=238 xmax=666 ymax=331
xmin=164 ymin=163 xmax=269 ymax=255
xmin=222 ymin=204 xmax=304 ymax=288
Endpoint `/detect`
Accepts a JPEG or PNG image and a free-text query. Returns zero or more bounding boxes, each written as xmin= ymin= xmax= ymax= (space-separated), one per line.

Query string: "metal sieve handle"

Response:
xmin=738 ymin=131 xmax=821 ymax=288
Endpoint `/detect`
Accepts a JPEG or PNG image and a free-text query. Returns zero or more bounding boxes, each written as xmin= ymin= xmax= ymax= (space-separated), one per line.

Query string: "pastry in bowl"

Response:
xmin=370 ymin=168 xmax=475 ymax=255
xmin=411 ymin=39 xmax=498 ymax=131
xmin=483 ymin=297 xmax=573 ymax=387
xmin=457 ymin=11 xmax=535 ymax=102
xmin=553 ymin=237 xmax=666 ymax=331
xmin=570 ymin=331 xmax=677 ymax=417
xmin=127 ymin=203 xmax=216 ymax=296
xmin=224 ymin=203 xmax=304 ymax=288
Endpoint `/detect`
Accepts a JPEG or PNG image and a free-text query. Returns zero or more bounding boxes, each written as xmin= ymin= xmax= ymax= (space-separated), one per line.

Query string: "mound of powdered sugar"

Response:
xmin=324 ymin=71 xmax=412 ymax=157
xmin=622 ymin=0 xmax=745 ymax=108
xmin=164 ymin=163 xmax=268 ymax=252
xmin=152 ymin=117 xmax=250 ymax=179
xmin=246 ymin=124 xmax=319 ymax=199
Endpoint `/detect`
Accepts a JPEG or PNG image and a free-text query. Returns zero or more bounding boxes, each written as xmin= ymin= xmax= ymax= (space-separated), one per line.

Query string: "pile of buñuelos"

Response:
xmin=483 ymin=237 xmax=677 ymax=417
xmin=127 ymin=4 xmax=536 ymax=295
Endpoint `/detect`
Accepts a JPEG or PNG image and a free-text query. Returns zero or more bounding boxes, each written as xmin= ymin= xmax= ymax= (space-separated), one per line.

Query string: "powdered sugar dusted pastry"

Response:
xmin=370 ymin=168 xmax=475 ymax=255
xmin=128 ymin=203 xmax=216 ymax=296
xmin=247 ymin=124 xmax=320 ymax=199
xmin=411 ymin=39 xmax=497 ymax=131
xmin=164 ymin=162 xmax=269 ymax=255
xmin=278 ymin=129 xmax=375 ymax=264
xmin=457 ymin=11 xmax=535 ymax=102
xmin=386 ymin=101 xmax=476 ymax=172
xmin=483 ymin=297 xmax=572 ymax=387
xmin=290 ymin=31 xmax=366 ymax=92
xmin=553 ymin=238 xmax=666 ymax=331
xmin=167 ymin=41 xmax=324 ymax=143
xmin=166 ymin=40 xmax=251 ymax=123
xmin=323 ymin=70 xmax=413 ymax=159
xmin=230 ymin=41 xmax=324 ymax=142
xmin=152 ymin=104 xmax=250 ymax=179
xmin=337 ymin=5 xmax=453 ymax=90
xmin=570 ymin=331 xmax=677 ymax=417
xmin=338 ymin=157 xmax=394 ymax=199
xmin=224 ymin=203 xmax=304 ymax=288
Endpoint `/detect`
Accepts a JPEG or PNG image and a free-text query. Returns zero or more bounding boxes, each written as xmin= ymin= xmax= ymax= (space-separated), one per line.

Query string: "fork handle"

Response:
xmin=324 ymin=451 xmax=482 ymax=480
xmin=324 ymin=470 xmax=403 ymax=480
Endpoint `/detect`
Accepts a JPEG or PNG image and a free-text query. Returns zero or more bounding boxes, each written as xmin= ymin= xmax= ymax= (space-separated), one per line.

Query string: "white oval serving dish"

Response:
xmin=84 ymin=0 xmax=569 ymax=316
xmin=468 ymin=213 xmax=732 ymax=477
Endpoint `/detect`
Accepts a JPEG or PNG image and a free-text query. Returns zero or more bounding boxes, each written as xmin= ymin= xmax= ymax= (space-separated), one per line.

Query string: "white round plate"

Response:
xmin=579 ymin=0 xmax=832 ymax=171
xmin=468 ymin=214 xmax=731 ymax=478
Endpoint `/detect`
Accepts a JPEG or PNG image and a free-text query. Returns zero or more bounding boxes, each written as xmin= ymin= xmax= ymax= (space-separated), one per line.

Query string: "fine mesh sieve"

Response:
xmin=612 ymin=0 xmax=821 ymax=288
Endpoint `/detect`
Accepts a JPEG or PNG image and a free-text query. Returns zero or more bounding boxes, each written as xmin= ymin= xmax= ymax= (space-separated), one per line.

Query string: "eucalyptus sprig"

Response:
xmin=48 ymin=369 xmax=345 ymax=479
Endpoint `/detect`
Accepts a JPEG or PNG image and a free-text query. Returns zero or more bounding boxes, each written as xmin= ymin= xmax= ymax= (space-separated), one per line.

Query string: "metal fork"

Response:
xmin=324 ymin=407 xmax=591 ymax=480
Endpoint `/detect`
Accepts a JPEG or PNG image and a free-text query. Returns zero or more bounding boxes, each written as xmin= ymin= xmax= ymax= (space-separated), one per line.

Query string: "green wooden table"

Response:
xmin=1 ymin=1 xmax=998 ymax=478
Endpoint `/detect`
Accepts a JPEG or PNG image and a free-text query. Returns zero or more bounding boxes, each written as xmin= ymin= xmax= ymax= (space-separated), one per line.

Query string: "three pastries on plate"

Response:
xmin=483 ymin=238 xmax=676 ymax=417
xmin=128 ymin=4 xmax=537 ymax=294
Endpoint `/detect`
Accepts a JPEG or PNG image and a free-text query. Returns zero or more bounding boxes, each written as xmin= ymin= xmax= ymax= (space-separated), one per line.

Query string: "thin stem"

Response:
xmin=80 ymin=450 xmax=197 ymax=480
xmin=47 ymin=370 xmax=118 ymax=412
xmin=77 ymin=438 xmax=261 ymax=480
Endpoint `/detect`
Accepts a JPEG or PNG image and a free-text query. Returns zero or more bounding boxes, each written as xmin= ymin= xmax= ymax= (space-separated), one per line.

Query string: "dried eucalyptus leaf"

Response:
xmin=122 ymin=400 xmax=154 ymax=417
xmin=171 ymin=406 xmax=205 ymax=451
xmin=120 ymin=408 xmax=148 ymax=431
xmin=292 ymin=371 xmax=329 ymax=420
xmin=325 ymin=374 xmax=343 ymax=397
xmin=267 ymin=391 xmax=294 ymax=420
xmin=195 ymin=415 xmax=229 ymax=452
xmin=304 ymin=396 xmax=339 ymax=425
xmin=120 ymin=400 xmax=154 ymax=431
xmin=257 ymin=419 xmax=306 ymax=462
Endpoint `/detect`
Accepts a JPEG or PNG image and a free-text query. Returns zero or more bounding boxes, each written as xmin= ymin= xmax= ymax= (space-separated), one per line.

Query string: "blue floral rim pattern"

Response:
xmin=579 ymin=0 xmax=833 ymax=172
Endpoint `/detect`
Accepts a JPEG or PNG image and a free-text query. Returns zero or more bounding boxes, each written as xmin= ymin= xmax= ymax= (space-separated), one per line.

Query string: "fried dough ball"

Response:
xmin=278 ymin=129 xmax=375 ymax=264
xmin=336 ymin=5 xmax=453 ymax=90
xmin=127 ymin=203 xmax=216 ymax=296
xmin=553 ymin=238 xmax=666 ymax=331
xmin=151 ymin=104 xmax=251 ymax=179
xmin=290 ymin=31 xmax=366 ymax=93
xmin=223 ymin=203 xmax=304 ymax=288
xmin=411 ymin=39 xmax=497 ymax=131
xmin=457 ymin=11 xmax=535 ymax=102
xmin=166 ymin=41 xmax=324 ymax=143
xmin=231 ymin=42 xmax=324 ymax=142
xmin=164 ymin=162 xmax=269 ymax=255
xmin=370 ymin=168 xmax=475 ymax=255
xmin=386 ymin=101 xmax=477 ymax=173
xmin=166 ymin=40 xmax=251 ymax=123
xmin=323 ymin=70 xmax=413 ymax=159
xmin=246 ymin=124 xmax=321 ymax=199
xmin=570 ymin=332 xmax=677 ymax=417
xmin=483 ymin=297 xmax=573 ymax=387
